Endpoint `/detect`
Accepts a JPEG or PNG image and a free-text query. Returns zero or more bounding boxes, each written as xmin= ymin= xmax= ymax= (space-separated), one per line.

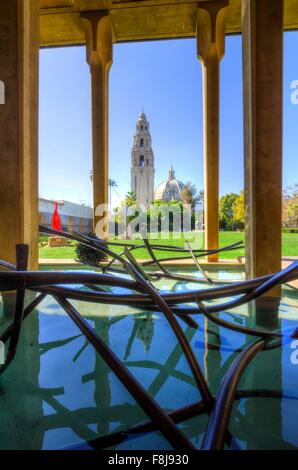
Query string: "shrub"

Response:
xmin=75 ymin=233 xmax=108 ymax=267
xmin=282 ymin=228 xmax=298 ymax=233
xmin=39 ymin=235 xmax=49 ymax=244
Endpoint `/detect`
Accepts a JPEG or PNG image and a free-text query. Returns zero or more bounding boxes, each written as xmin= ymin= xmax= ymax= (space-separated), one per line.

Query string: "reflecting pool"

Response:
xmin=0 ymin=267 xmax=298 ymax=450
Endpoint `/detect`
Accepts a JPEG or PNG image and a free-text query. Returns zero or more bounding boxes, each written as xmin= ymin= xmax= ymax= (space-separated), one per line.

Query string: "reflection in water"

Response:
xmin=203 ymin=318 xmax=221 ymax=393
xmin=0 ymin=294 xmax=43 ymax=450
xmin=239 ymin=298 xmax=282 ymax=449
xmin=136 ymin=314 xmax=154 ymax=353
xmin=1 ymin=293 xmax=17 ymax=318
xmin=254 ymin=298 xmax=281 ymax=330
xmin=0 ymin=277 xmax=298 ymax=449
xmin=93 ymin=318 xmax=111 ymax=437
xmin=124 ymin=313 xmax=155 ymax=359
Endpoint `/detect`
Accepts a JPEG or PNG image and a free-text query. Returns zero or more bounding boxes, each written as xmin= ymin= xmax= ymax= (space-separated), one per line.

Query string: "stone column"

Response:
xmin=242 ymin=0 xmax=283 ymax=297
xmin=81 ymin=11 xmax=113 ymax=239
xmin=196 ymin=1 xmax=228 ymax=262
xmin=0 ymin=0 xmax=39 ymax=269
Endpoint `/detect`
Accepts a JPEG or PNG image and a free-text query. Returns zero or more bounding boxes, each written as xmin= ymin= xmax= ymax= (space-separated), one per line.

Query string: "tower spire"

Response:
xmin=169 ymin=165 xmax=175 ymax=180
xmin=131 ymin=112 xmax=155 ymax=208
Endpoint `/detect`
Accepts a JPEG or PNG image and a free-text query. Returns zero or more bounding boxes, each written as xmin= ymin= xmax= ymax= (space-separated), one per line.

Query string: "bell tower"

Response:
xmin=131 ymin=110 xmax=155 ymax=208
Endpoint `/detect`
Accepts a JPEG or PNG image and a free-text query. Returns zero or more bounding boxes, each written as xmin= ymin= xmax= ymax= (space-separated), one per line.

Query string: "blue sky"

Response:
xmin=39 ymin=33 xmax=298 ymax=208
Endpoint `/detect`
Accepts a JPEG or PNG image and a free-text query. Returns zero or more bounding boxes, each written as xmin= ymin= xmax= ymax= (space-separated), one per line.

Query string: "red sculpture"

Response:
xmin=52 ymin=202 xmax=61 ymax=231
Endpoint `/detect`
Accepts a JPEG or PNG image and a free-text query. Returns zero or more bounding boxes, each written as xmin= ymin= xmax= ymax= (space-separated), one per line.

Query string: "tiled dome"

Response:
xmin=154 ymin=166 xmax=185 ymax=202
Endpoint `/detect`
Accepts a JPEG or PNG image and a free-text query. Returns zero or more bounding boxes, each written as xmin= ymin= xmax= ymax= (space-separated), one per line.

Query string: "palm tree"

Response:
xmin=125 ymin=191 xmax=137 ymax=207
xmin=124 ymin=191 xmax=137 ymax=239
xmin=108 ymin=179 xmax=118 ymax=212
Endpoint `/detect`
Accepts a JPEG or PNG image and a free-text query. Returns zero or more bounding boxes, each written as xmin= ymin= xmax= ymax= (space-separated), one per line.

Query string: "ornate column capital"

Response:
xmin=196 ymin=1 xmax=229 ymax=65
xmin=80 ymin=10 xmax=114 ymax=71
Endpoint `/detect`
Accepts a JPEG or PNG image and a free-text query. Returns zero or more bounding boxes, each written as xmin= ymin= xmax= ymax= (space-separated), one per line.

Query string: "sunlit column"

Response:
xmin=242 ymin=0 xmax=283 ymax=297
xmin=196 ymin=1 xmax=228 ymax=262
xmin=81 ymin=11 xmax=113 ymax=239
xmin=0 ymin=0 xmax=39 ymax=268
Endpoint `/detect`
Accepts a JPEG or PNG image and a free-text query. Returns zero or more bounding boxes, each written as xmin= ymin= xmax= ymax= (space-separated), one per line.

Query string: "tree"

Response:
xmin=181 ymin=183 xmax=203 ymax=230
xmin=284 ymin=183 xmax=298 ymax=199
xmin=90 ymin=173 xmax=118 ymax=212
xmin=219 ymin=192 xmax=244 ymax=230
xmin=284 ymin=198 xmax=298 ymax=227
xmin=182 ymin=182 xmax=204 ymax=206
xmin=197 ymin=189 xmax=204 ymax=205
xmin=108 ymin=179 xmax=118 ymax=212
xmin=233 ymin=191 xmax=245 ymax=229
xmin=219 ymin=193 xmax=239 ymax=230
xmin=114 ymin=191 xmax=138 ymax=239
xmin=148 ymin=200 xmax=190 ymax=233
xmin=283 ymin=184 xmax=298 ymax=228
xmin=181 ymin=185 xmax=194 ymax=205
xmin=124 ymin=191 xmax=137 ymax=207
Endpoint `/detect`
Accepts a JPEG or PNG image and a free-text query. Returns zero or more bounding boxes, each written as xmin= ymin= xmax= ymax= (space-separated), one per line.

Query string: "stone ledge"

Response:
xmin=39 ymin=258 xmax=244 ymax=268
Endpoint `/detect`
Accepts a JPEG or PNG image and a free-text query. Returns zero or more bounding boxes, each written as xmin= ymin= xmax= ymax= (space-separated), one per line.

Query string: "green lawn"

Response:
xmin=39 ymin=231 xmax=298 ymax=261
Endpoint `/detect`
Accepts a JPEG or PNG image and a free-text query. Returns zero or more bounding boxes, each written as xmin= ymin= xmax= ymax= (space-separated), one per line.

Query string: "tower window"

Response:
xmin=140 ymin=125 xmax=143 ymax=131
xmin=140 ymin=138 xmax=144 ymax=147
xmin=139 ymin=155 xmax=144 ymax=166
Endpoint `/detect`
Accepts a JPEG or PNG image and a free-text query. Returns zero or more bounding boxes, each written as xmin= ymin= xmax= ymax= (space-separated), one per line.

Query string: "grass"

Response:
xmin=38 ymin=231 xmax=298 ymax=261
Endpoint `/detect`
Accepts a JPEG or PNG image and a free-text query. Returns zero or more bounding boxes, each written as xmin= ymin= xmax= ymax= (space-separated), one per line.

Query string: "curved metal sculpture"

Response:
xmin=39 ymin=224 xmax=244 ymax=285
xmin=0 ymin=241 xmax=297 ymax=450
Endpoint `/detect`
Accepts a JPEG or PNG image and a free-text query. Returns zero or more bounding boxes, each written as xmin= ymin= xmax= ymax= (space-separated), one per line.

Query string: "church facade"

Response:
xmin=131 ymin=111 xmax=185 ymax=206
